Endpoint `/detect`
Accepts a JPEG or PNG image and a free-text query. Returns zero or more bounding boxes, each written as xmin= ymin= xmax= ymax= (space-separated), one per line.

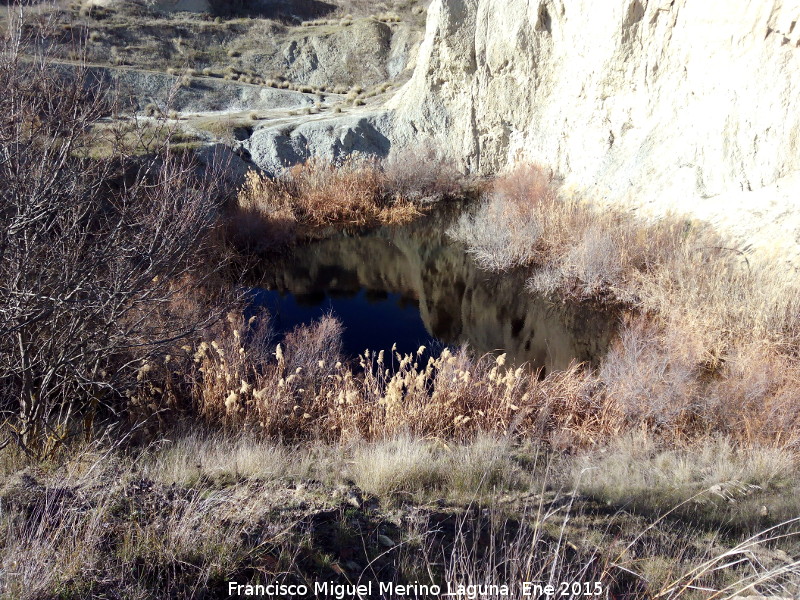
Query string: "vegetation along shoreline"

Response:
xmin=1 ymin=1 xmax=799 ymax=599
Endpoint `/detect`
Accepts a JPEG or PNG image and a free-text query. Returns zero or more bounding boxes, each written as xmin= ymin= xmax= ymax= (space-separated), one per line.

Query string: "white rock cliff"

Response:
xmin=243 ymin=0 xmax=800 ymax=257
xmin=388 ymin=0 xmax=800 ymax=257
xmin=395 ymin=0 xmax=800 ymax=195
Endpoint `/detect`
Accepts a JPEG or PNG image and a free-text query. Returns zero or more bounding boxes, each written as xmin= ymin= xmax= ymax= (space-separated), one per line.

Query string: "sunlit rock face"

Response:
xmin=390 ymin=0 xmax=800 ymax=207
xmin=238 ymin=0 xmax=800 ymax=258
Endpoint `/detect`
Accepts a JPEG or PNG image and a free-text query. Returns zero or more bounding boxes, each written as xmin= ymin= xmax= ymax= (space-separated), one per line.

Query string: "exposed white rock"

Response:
xmin=246 ymin=112 xmax=394 ymax=173
xmin=387 ymin=0 xmax=800 ymax=260
xmin=395 ymin=0 xmax=800 ymax=188
xmin=236 ymin=0 xmax=800 ymax=260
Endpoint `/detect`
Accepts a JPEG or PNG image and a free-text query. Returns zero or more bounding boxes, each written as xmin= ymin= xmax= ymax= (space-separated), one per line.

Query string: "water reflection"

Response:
xmin=252 ymin=207 xmax=616 ymax=371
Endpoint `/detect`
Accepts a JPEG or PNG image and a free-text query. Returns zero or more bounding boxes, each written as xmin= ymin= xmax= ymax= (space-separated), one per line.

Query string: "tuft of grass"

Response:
xmin=351 ymin=435 xmax=529 ymax=505
xmin=573 ymin=435 xmax=800 ymax=531
xmin=350 ymin=436 xmax=447 ymax=502
xmin=143 ymin=433 xmax=297 ymax=486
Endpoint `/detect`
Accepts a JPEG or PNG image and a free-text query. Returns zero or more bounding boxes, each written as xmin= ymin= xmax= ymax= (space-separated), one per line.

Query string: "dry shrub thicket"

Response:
xmin=180 ymin=311 xmax=799 ymax=449
xmin=182 ymin=312 xmax=602 ymax=442
xmin=0 ymin=9 xmax=232 ymax=458
xmin=448 ymin=163 xmax=800 ymax=448
xmin=179 ymin=154 xmax=800 ymax=448
xmin=233 ymin=148 xmax=463 ymax=249
xmin=107 ymin=159 xmax=800 ymax=452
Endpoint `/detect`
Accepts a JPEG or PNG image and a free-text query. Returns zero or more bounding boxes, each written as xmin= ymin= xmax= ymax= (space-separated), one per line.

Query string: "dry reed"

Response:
xmin=447 ymin=163 xmax=800 ymax=448
xmin=237 ymin=156 xmax=423 ymax=231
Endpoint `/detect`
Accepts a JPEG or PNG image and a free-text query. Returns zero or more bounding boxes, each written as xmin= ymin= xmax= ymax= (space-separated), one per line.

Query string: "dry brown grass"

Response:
xmin=175 ymin=317 xmax=644 ymax=447
xmin=0 ymin=445 xmax=303 ymax=599
xmin=236 ymin=157 xmax=418 ymax=233
xmin=235 ymin=153 xmax=464 ymax=243
xmin=4 ymin=433 xmax=798 ymax=600
xmin=181 ymin=312 xmax=607 ymax=444
xmin=154 ymin=297 xmax=797 ymax=449
xmin=574 ymin=435 xmax=800 ymax=524
xmin=596 ymin=317 xmax=800 ymax=445
xmin=446 ymin=163 xmax=800 ymax=448
xmin=0 ymin=430 xmax=800 ymax=600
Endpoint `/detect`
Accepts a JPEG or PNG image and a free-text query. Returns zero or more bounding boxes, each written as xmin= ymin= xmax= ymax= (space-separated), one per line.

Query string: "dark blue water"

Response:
xmin=249 ymin=287 xmax=437 ymax=358
xmin=249 ymin=212 xmax=615 ymax=369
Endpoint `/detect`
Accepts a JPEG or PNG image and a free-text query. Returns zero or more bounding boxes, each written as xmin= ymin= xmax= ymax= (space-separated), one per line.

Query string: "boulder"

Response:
xmin=246 ymin=112 xmax=394 ymax=174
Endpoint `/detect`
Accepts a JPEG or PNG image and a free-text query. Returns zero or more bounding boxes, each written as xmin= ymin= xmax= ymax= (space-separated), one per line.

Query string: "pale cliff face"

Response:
xmin=393 ymin=0 xmax=800 ymax=207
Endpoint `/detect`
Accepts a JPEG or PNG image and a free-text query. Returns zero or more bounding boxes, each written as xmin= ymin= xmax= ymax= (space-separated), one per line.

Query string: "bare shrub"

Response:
xmin=598 ymin=318 xmax=701 ymax=434
xmin=448 ymin=197 xmax=542 ymax=271
xmin=0 ymin=13 xmax=229 ymax=456
xmin=703 ymin=341 xmax=800 ymax=444
xmin=451 ymin=163 xmax=700 ymax=300
xmin=448 ymin=163 xmax=558 ymax=271
xmin=382 ymin=145 xmax=464 ymax=202
xmin=637 ymin=243 xmax=800 ymax=354
xmin=562 ymin=225 xmax=626 ymax=295
xmin=447 ymin=162 xmax=800 ymax=446
xmin=283 ymin=314 xmax=344 ymax=377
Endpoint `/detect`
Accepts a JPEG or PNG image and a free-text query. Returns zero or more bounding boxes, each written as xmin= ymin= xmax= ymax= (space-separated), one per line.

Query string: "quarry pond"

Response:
xmin=251 ymin=208 xmax=617 ymax=372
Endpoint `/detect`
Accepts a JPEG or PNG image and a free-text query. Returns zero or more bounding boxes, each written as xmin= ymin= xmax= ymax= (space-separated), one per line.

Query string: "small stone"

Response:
xmin=346 ymin=491 xmax=362 ymax=508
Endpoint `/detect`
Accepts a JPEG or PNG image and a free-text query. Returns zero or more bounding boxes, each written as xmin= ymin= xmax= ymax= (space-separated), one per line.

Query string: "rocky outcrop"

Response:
xmin=392 ymin=0 xmax=800 ymax=200
xmin=238 ymin=0 xmax=800 ymax=258
xmin=255 ymin=2 xmax=800 ymax=201
xmin=247 ymin=112 xmax=394 ymax=172
xmin=279 ymin=20 xmax=394 ymax=88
